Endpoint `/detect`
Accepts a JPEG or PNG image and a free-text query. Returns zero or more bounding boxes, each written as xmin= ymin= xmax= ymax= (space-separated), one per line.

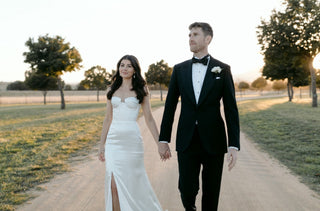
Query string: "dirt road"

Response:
xmin=17 ymin=106 xmax=320 ymax=211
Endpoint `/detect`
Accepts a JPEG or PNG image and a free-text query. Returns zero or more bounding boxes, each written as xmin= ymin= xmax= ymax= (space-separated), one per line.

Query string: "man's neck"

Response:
xmin=193 ymin=51 xmax=209 ymax=59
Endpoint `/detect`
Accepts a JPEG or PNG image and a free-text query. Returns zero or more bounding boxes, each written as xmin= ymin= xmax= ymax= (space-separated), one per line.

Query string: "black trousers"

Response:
xmin=177 ymin=126 xmax=224 ymax=211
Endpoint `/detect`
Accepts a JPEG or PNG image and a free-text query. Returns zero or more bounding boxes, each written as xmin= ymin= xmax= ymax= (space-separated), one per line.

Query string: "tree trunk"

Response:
xmin=290 ymin=83 xmax=294 ymax=101
xmin=309 ymin=85 xmax=312 ymax=98
xmin=309 ymin=63 xmax=318 ymax=107
xmin=57 ymin=77 xmax=65 ymax=109
xmin=300 ymin=88 xmax=302 ymax=99
xmin=42 ymin=90 xmax=47 ymax=105
xmin=97 ymin=89 xmax=100 ymax=102
xmin=159 ymin=84 xmax=163 ymax=101
xmin=287 ymin=80 xmax=294 ymax=102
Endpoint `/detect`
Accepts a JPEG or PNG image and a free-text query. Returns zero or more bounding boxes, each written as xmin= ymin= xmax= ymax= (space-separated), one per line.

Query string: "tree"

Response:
xmin=145 ymin=60 xmax=172 ymax=101
xmin=251 ymin=77 xmax=268 ymax=94
xmin=64 ymin=84 xmax=72 ymax=90
xmin=263 ymin=46 xmax=310 ymax=101
xmin=6 ymin=81 xmax=29 ymax=90
xmin=23 ymin=34 xmax=82 ymax=109
xmin=25 ymin=70 xmax=58 ymax=104
xmin=257 ymin=0 xmax=320 ymax=106
xmin=238 ymin=81 xmax=250 ymax=97
xmin=80 ymin=66 xmax=112 ymax=101
xmin=272 ymin=80 xmax=287 ymax=93
xmin=316 ymin=70 xmax=320 ymax=88
xmin=77 ymin=81 xmax=87 ymax=90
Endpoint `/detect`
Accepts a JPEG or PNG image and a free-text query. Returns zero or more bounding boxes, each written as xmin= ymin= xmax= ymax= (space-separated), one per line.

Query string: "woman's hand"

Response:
xmin=158 ymin=142 xmax=171 ymax=161
xmin=98 ymin=148 xmax=105 ymax=162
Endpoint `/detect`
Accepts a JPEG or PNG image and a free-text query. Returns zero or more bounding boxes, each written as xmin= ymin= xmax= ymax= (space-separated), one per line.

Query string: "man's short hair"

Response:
xmin=189 ymin=22 xmax=213 ymax=37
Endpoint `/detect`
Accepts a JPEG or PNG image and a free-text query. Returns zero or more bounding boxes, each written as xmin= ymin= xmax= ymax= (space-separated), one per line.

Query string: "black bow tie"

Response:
xmin=192 ymin=56 xmax=209 ymax=65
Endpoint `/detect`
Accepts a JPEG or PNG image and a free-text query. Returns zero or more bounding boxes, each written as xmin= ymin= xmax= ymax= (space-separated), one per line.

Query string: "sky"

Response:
xmin=0 ymin=0 xmax=291 ymax=84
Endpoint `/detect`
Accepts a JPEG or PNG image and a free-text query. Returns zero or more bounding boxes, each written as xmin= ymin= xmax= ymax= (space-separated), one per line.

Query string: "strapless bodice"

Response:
xmin=111 ymin=96 xmax=140 ymax=121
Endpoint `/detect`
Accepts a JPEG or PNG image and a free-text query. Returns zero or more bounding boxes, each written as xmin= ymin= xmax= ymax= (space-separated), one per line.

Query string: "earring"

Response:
xmin=133 ymin=73 xmax=136 ymax=78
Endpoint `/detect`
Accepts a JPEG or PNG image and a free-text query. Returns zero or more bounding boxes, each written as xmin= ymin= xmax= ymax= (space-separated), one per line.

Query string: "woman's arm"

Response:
xmin=98 ymin=96 xmax=113 ymax=162
xmin=141 ymin=90 xmax=159 ymax=145
xmin=141 ymin=87 xmax=171 ymax=160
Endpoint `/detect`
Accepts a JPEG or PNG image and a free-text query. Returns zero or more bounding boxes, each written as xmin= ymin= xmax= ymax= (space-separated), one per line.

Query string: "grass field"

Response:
xmin=238 ymin=98 xmax=320 ymax=195
xmin=0 ymin=99 xmax=165 ymax=211
xmin=1 ymin=97 xmax=320 ymax=210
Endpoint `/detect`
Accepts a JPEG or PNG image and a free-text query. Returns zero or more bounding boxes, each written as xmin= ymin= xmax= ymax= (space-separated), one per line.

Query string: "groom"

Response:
xmin=159 ymin=22 xmax=240 ymax=211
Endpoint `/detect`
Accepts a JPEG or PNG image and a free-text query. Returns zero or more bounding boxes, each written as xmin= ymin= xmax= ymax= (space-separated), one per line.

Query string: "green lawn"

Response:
xmin=0 ymin=100 xmax=164 ymax=211
xmin=238 ymin=98 xmax=320 ymax=195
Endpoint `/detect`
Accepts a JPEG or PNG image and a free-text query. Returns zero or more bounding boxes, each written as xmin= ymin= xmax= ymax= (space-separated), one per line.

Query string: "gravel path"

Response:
xmin=17 ymin=106 xmax=320 ymax=211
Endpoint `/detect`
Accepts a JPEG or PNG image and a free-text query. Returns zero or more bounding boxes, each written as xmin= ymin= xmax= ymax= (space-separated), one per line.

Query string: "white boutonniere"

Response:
xmin=211 ymin=66 xmax=222 ymax=74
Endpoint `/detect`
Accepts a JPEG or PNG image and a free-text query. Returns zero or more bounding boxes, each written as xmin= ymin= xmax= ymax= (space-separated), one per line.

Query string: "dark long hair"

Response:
xmin=107 ymin=55 xmax=147 ymax=103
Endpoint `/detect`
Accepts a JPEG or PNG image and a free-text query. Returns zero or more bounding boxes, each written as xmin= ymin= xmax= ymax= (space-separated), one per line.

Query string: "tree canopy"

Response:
xmin=272 ymin=80 xmax=287 ymax=91
xmin=23 ymin=34 xmax=82 ymax=109
xmin=251 ymin=77 xmax=268 ymax=91
xmin=80 ymin=65 xmax=112 ymax=101
xmin=238 ymin=81 xmax=250 ymax=90
xmin=145 ymin=60 xmax=172 ymax=101
xmin=257 ymin=0 xmax=320 ymax=105
xmin=6 ymin=81 xmax=29 ymax=90
xmin=24 ymin=70 xmax=59 ymax=104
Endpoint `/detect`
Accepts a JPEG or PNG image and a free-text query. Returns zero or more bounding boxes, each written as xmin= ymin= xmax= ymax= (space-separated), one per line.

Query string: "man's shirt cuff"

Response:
xmin=228 ymin=146 xmax=239 ymax=151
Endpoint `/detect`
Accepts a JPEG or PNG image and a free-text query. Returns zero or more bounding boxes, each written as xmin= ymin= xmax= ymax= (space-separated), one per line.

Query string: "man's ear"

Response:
xmin=206 ymin=35 xmax=212 ymax=44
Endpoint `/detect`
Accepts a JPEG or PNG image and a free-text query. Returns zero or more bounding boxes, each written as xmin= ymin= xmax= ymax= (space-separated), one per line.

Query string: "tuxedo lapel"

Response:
xmin=197 ymin=56 xmax=217 ymax=106
xmin=185 ymin=60 xmax=197 ymax=105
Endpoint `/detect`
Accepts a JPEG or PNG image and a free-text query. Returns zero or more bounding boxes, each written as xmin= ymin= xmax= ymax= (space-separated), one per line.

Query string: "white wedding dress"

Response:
xmin=104 ymin=96 xmax=163 ymax=211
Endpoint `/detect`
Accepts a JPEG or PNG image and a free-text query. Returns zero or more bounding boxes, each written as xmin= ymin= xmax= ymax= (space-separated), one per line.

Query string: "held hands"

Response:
xmin=158 ymin=142 xmax=171 ymax=161
xmin=227 ymin=148 xmax=238 ymax=171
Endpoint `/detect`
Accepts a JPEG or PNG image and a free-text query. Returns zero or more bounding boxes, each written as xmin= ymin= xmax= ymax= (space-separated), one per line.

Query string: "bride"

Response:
xmin=98 ymin=55 xmax=171 ymax=211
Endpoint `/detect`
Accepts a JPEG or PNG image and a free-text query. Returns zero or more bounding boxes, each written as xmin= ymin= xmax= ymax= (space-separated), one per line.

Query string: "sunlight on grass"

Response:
xmin=0 ymin=103 xmax=106 ymax=210
xmin=0 ymin=100 xmax=164 ymax=210
xmin=237 ymin=97 xmax=288 ymax=114
xmin=238 ymin=98 xmax=320 ymax=195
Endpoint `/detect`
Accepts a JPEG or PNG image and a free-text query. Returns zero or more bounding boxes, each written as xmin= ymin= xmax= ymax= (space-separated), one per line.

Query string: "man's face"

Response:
xmin=189 ymin=27 xmax=210 ymax=53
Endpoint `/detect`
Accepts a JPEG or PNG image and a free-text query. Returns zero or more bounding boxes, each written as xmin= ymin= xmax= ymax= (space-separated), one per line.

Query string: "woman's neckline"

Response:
xmin=112 ymin=96 xmax=137 ymax=103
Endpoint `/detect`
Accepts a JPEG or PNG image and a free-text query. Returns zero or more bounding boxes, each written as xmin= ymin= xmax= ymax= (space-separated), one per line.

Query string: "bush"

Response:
xmin=6 ymin=81 xmax=29 ymax=90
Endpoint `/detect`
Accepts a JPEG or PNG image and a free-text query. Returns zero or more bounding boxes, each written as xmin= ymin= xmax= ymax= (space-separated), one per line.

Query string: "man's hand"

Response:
xmin=227 ymin=148 xmax=238 ymax=171
xmin=158 ymin=142 xmax=171 ymax=161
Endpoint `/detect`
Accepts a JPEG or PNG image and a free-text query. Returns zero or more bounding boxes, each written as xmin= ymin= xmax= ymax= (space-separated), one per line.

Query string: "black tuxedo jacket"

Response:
xmin=159 ymin=56 xmax=240 ymax=154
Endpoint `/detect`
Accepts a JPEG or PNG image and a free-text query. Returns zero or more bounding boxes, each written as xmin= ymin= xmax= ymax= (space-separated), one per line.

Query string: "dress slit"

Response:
xmin=105 ymin=170 xmax=112 ymax=211
xmin=106 ymin=170 xmax=123 ymax=211
xmin=111 ymin=173 xmax=121 ymax=211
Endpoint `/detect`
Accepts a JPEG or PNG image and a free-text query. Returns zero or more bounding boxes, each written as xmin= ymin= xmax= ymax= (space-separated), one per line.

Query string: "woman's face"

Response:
xmin=119 ymin=59 xmax=135 ymax=79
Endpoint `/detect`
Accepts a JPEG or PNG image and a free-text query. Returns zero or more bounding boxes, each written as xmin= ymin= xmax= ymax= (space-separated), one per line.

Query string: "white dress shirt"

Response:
xmin=192 ymin=59 xmax=208 ymax=104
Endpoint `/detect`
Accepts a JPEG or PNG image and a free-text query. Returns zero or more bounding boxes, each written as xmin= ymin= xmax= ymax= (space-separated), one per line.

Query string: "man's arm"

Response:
xmin=222 ymin=66 xmax=240 ymax=150
xmin=159 ymin=66 xmax=180 ymax=142
xmin=221 ymin=66 xmax=240 ymax=171
xmin=158 ymin=66 xmax=180 ymax=160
